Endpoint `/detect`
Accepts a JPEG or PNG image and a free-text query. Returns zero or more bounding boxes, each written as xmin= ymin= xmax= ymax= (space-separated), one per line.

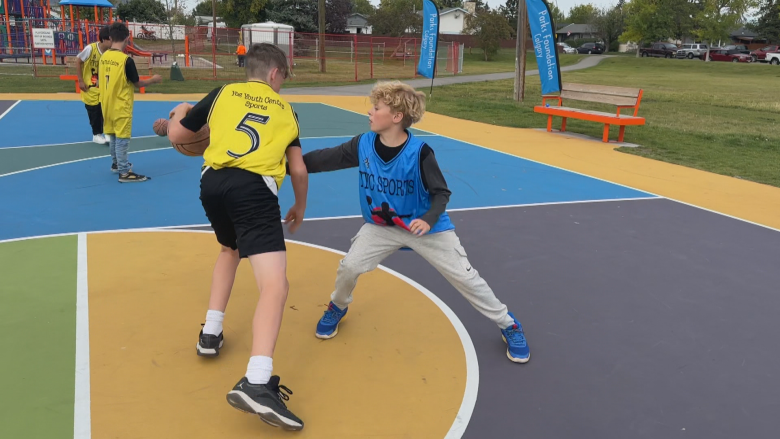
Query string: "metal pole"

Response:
xmin=318 ymin=0 xmax=325 ymax=72
xmin=211 ymin=0 xmax=217 ymax=78
xmin=513 ymin=0 xmax=527 ymax=102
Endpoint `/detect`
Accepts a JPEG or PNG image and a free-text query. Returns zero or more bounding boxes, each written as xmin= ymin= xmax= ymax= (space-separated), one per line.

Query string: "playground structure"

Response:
xmin=1 ymin=0 xmax=115 ymax=62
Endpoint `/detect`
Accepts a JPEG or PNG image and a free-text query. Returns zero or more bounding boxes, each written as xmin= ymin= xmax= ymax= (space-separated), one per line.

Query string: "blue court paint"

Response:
xmin=0 ymin=136 xmax=654 ymax=241
xmin=0 ymin=101 xmax=425 ymax=149
xmin=0 ymin=101 xmax=198 ymax=148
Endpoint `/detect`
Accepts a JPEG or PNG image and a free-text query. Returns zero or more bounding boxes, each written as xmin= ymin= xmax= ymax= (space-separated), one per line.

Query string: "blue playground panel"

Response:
xmin=0 ymin=135 xmax=655 ymax=241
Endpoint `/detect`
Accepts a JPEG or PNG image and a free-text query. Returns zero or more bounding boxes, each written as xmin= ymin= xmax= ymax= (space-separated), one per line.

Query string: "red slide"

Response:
xmin=126 ymin=41 xmax=153 ymax=57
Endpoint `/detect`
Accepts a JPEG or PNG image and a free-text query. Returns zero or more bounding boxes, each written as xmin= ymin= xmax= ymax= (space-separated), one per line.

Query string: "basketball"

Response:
xmin=153 ymin=118 xmax=168 ymax=136
xmin=171 ymin=125 xmax=210 ymax=157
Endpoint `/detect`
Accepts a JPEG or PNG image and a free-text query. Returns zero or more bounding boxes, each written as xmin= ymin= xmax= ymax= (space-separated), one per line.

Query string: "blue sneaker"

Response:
xmin=315 ymin=302 xmax=348 ymax=339
xmin=501 ymin=312 xmax=530 ymax=363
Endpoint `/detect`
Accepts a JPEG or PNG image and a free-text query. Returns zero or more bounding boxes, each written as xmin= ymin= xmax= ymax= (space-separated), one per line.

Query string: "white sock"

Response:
xmin=202 ymin=310 xmax=224 ymax=336
xmin=246 ymin=356 xmax=273 ymax=385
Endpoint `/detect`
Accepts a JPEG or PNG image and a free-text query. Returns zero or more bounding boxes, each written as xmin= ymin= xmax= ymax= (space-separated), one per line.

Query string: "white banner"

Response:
xmin=32 ymin=28 xmax=56 ymax=49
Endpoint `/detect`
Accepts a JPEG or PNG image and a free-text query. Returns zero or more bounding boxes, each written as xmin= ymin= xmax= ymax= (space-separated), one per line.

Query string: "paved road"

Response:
xmin=282 ymin=55 xmax=615 ymax=96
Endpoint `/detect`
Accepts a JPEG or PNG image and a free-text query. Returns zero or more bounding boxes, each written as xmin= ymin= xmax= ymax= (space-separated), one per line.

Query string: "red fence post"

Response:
xmin=369 ymin=36 xmax=373 ymax=79
xmin=353 ymin=33 xmax=358 ymax=82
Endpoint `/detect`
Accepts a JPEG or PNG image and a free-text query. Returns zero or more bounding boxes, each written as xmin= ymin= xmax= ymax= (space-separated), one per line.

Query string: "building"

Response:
xmin=555 ymin=24 xmax=598 ymax=41
xmin=414 ymin=7 xmax=472 ymax=35
xmin=346 ymin=13 xmax=371 ymax=35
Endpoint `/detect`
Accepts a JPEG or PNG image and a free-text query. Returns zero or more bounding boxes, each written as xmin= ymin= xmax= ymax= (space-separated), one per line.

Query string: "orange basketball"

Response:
xmin=171 ymin=125 xmax=210 ymax=157
xmin=153 ymin=118 xmax=168 ymax=136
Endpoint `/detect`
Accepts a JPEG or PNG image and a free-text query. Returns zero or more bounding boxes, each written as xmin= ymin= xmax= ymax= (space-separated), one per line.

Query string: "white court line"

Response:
xmin=0 ymin=100 xmax=21 ymax=121
xmin=0 ymin=147 xmax=170 ymax=178
xmin=9 ymin=227 xmax=479 ymax=439
xmin=74 ymin=233 xmax=91 ymax=439
xmin=0 ymin=134 xmax=438 ymax=152
xmin=0 ymin=197 xmax=662 ymax=245
xmin=0 ymin=135 xmax=159 ymax=150
xmin=320 ymin=103 xmax=780 ymax=234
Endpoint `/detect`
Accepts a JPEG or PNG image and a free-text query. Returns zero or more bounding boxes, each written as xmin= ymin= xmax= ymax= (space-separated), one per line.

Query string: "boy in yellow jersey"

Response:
xmin=167 ymin=43 xmax=308 ymax=431
xmin=76 ymin=26 xmax=111 ymax=145
xmin=99 ymin=22 xmax=162 ymax=183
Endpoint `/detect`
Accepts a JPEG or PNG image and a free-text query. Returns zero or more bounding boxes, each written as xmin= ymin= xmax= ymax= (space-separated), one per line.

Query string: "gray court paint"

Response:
xmin=184 ymin=198 xmax=780 ymax=439
xmin=0 ymin=100 xmax=18 ymax=118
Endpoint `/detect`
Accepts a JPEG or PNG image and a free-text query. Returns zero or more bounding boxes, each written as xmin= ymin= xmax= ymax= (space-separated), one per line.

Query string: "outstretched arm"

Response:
xmin=288 ymin=135 xmax=361 ymax=174
xmin=168 ymin=86 xmax=222 ymax=143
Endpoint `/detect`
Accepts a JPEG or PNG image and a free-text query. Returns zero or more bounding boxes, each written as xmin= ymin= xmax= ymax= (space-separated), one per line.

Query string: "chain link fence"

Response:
xmin=1 ymin=18 xmax=464 ymax=85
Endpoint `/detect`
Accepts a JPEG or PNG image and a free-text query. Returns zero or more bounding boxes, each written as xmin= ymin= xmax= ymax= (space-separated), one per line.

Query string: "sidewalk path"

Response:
xmin=282 ymin=55 xmax=615 ymax=96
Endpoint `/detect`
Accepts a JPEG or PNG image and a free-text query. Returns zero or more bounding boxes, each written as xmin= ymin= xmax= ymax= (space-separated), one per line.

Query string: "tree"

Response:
xmin=620 ymin=0 xmax=676 ymax=57
xmin=222 ymin=0 xmax=268 ymax=28
xmin=464 ymin=9 xmax=513 ymax=60
xmin=351 ymin=0 xmax=376 ymax=16
xmin=369 ymin=0 xmax=422 ymax=36
xmin=117 ymin=0 xmax=168 ymax=23
xmin=326 ymin=0 xmax=353 ymax=33
xmin=751 ymin=0 xmax=780 ymax=42
xmin=568 ymin=3 xmax=598 ymax=24
xmin=193 ymin=0 xmax=222 ymax=16
xmin=694 ymin=0 xmax=758 ymax=61
xmin=265 ymin=0 xmax=318 ymax=33
xmin=592 ymin=3 xmax=626 ymax=52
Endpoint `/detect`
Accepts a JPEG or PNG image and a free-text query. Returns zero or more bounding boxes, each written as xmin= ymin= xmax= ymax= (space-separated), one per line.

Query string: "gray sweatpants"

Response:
xmin=330 ymin=223 xmax=515 ymax=329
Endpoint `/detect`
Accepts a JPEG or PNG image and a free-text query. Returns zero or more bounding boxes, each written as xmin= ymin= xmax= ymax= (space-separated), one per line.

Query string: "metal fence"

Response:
xmin=0 ymin=19 xmax=464 ymax=84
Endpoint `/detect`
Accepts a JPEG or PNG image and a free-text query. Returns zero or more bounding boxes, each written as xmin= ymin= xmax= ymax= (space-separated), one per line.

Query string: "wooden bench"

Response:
xmin=60 ymin=56 xmax=153 ymax=94
xmin=533 ymin=83 xmax=646 ymax=143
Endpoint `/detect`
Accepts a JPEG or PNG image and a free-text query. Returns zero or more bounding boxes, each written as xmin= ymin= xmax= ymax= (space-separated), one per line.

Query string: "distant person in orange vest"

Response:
xmin=236 ymin=43 xmax=247 ymax=67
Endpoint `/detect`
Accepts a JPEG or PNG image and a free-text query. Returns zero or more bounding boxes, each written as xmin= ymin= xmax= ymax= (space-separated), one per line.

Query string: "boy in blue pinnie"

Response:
xmin=295 ymin=81 xmax=530 ymax=363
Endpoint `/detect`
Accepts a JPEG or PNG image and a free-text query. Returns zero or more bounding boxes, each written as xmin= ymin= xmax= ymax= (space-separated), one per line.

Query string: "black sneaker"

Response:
xmin=226 ymin=376 xmax=304 ymax=431
xmin=118 ymin=171 xmax=149 ymax=183
xmin=111 ymin=162 xmax=132 ymax=173
xmin=196 ymin=327 xmax=224 ymax=357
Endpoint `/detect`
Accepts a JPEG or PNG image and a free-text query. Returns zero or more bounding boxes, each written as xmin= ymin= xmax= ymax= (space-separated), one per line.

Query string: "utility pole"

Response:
xmin=318 ymin=0 xmax=326 ymax=72
xmin=211 ymin=0 xmax=218 ymax=50
xmin=513 ymin=0 xmax=527 ymax=102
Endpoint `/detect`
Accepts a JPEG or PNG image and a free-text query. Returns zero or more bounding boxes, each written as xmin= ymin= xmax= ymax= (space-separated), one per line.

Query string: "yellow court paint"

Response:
xmin=87 ymin=231 xmax=466 ymax=438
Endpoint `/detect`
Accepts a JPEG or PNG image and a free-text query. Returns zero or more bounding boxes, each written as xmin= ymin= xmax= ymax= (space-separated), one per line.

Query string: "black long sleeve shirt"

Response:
xmin=299 ymin=134 xmax=451 ymax=227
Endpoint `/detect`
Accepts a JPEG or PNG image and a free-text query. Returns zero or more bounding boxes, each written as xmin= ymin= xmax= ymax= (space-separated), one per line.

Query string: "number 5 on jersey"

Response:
xmin=228 ymin=113 xmax=270 ymax=159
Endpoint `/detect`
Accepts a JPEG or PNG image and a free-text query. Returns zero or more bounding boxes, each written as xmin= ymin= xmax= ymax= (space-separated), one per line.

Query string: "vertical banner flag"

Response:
xmin=526 ymin=0 xmax=562 ymax=94
xmin=417 ymin=0 xmax=440 ymax=80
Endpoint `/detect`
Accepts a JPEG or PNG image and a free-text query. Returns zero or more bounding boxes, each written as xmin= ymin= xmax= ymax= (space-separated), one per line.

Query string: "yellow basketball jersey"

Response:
xmin=81 ymin=42 xmax=102 ymax=106
xmin=204 ymin=81 xmax=300 ymax=190
xmin=99 ymin=49 xmax=134 ymax=120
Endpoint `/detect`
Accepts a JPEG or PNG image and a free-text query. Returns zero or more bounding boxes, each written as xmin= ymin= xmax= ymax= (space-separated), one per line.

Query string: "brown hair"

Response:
xmin=246 ymin=43 xmax=289 ymax=80
xmin=370 ymin=81 xmax=426 ymax=128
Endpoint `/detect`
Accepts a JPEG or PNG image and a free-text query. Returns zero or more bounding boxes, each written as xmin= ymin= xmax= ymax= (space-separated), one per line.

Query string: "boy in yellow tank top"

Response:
xmin=99 ymin=22 xmax=162 ymax=183
xmin=167 ymin=43 xmax=308 ymax=431
xmin=76 ymin=26 xmax=111 ymax=145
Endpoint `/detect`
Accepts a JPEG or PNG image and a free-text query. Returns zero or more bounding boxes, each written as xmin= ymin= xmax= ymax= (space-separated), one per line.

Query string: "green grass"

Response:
xmin=425 ymin=56 xmax=780 ymax=188
xmin=0 ymin=49 xmax=586 ymax=93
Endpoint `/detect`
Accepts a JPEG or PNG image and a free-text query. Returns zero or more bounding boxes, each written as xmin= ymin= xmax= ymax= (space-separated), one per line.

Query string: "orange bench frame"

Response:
xmin=533 ymin=89 xmax=646 ymax=143
xmin=59 ymin=74 xmax=153 ymax=94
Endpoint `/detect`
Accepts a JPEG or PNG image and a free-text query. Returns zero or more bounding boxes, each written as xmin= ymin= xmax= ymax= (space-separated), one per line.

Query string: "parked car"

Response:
xmin=676 ymin=43 xmax=708 ymax=59
xmin=701 ymin=49 xmax=753 ymax=63
xmin=576 ymin=43 xmax=605 ymax=54
xmin=721 ymin=44 xmax=750 ymax=54
xmin=750 ymin=45 xmax=780 ymax=62
xmin=557 ymin=42 xmax=577 ymax=54
xmin=766 ymin=52 xmax=780 ymax=65
xmin=640 ymin=42 xmax=679 ymax=58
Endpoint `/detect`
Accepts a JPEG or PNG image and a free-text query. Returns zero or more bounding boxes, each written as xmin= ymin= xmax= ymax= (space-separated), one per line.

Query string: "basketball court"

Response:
xmin=1 ymin=94 xmax=779 ymax=439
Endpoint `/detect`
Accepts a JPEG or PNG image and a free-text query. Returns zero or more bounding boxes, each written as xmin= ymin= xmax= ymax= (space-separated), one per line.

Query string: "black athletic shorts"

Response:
xmin=199 ymin=166 xmax=285 ymax=258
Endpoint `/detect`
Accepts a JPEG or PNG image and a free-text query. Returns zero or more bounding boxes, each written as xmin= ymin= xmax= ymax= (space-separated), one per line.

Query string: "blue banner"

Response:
xmin=526 ymin=0 xmax=562 ymax=94
xmin=417 ymin=0 xmax=440 ymax=79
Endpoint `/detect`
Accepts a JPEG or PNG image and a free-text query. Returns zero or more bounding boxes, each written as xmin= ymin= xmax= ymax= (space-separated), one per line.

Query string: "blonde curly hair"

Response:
xmin=370 ymin=81 xmax=426 ymax=129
